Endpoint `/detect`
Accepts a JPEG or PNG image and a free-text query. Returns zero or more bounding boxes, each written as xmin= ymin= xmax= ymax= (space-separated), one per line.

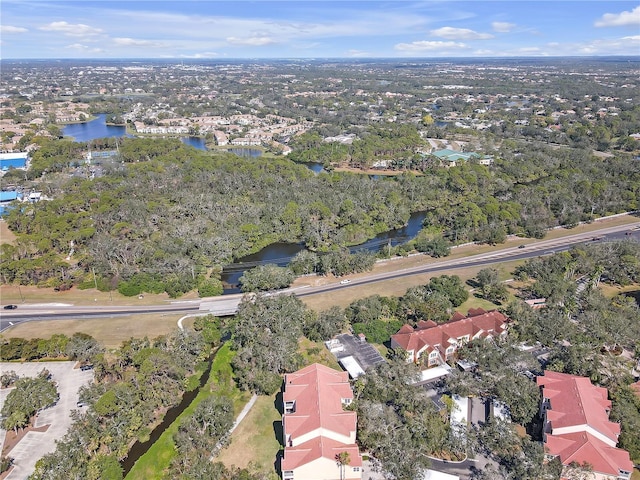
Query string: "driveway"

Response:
xmin=0 ymin=362 xmax=93 ymax=479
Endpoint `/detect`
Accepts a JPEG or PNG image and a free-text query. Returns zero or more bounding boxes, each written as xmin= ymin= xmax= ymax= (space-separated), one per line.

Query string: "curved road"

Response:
xmin=2 ymin=221 xmax=638 ymax=332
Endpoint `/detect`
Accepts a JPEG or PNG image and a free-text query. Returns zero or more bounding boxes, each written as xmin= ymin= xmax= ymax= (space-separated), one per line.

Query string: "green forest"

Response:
xmin=1 ymin=134 xmax=639 ymax=297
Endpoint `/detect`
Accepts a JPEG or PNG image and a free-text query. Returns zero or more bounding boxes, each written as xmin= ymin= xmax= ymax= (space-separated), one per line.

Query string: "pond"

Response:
xmin=62 ymin=114 xmax=132 ymax=142
xmin=226 ymin=147 xmax=262 ymax=158
xmin=180 ymin=136 xmax=207 ymax=150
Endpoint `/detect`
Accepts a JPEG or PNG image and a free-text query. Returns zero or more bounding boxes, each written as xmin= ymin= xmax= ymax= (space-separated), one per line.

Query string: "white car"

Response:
xmin=340 ymin=279 xmax=351 ymax=285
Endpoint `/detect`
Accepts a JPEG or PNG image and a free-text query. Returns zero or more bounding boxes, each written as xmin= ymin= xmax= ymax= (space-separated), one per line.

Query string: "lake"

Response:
xmin=62 ymin=114 xmax=132 ymax=142
xmin=63 ymin=116 xmax=208 ymax=149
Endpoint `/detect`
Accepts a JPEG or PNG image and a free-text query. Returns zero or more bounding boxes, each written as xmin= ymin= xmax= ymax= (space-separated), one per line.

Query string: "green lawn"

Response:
xmin=216 ymin=394 xmax=283 ymax=474
xmin=125 ymin=342 xmax=249 ymax=480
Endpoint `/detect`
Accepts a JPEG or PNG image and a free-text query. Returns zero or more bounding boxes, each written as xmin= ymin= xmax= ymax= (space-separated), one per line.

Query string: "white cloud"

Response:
xmin=575 ymin=35 xmax=640 ymax=55
xmin=492 ymin=22 xmax=515 ymax=33
xmin=518 ymin=47 xmax=542 ymax=53
xmin=347 ymin=49 xmax=371 ymax=57
xmin=65 ymin=43 xmax=105 ymax=53
xmin=226 ymin=36 xmax=276 ymax=46
xmin=595 ymin=6 xmax=640 ymax=27
xmin=430 ymin=27 xmax=493 ymax=40
xmin=106 ymin=8 xmax=429 ymax=42
xmin=1 ymin=25 xmax=28 ymax=34
xmin=113 ymin=37 xmax=166 ymax=48
xmin=178 ymin=52 xmax=220 ymax=58
xmin=395 ymin=40 xmax=467 ymax=52
xmin=40 ymin=21 xmax=102 ymax=37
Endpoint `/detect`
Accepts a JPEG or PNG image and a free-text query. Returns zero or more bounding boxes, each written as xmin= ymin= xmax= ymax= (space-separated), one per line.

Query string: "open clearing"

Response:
xmin=0 ymin=314 xmax=184 ymax=349
xmin=0 ymin=221 xmax=16 ymax=245
xmin=215 ymin=393 xmax=282 ymax=474
xmin=300 ymin=259 xmax=521 ymax=311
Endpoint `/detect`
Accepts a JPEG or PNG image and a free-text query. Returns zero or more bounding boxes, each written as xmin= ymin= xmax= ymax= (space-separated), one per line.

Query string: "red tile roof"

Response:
xmin=545 ymin=431 xmax=633 ymax=477
xmin=537 ymin=371 xmax=619 ymax=442
xmin=281 ymin=435 xmax=363 ymax=470
xmin=282 ymin=364 xmax=362 ymax=474
xmin=283 ymin=364 xmax=356 ymax=442
xmin=538 ymin=371 xmax=633 ymax=476
xmin=390 ymin=309 xmax=508 ymax=362
xmin=630 ymin=380 xmax=640 ymax=398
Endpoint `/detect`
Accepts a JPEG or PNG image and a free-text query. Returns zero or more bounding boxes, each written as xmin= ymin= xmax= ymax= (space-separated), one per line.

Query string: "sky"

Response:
xmin=1 ymin=1 xmax=639 ymax=59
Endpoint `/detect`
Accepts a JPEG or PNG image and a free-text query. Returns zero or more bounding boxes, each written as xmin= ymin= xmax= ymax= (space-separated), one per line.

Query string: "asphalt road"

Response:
xmin=1 ymin=221 xmax=638 ymax=332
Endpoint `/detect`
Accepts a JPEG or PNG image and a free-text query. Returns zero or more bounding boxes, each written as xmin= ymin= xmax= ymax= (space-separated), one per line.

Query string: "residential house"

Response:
xmin=430 ymin=148 xmax=483 ymax=167
xmin=281 ymin=363 xmax=363 ymax=480
xmin=390 ymin=308 xmax=509 ymax=366
xmin=537 ymin=371 xmax=633 ymax=480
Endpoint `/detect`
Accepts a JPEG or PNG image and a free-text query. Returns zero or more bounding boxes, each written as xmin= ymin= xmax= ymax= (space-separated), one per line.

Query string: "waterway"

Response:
xmin=221 ymin=210 xmax=427 ymax=292
xmin=120 ymin=351 xmax=216 ymax=476
xmin=624 ymin=290 xmax=640 ymax=306
xmin=62 ymin=114 xmax=132 ymax=142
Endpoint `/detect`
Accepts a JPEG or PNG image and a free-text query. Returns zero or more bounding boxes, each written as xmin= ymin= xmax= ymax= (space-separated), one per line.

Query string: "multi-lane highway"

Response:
xmin=2 ymin=221 xmax=638 ymax=332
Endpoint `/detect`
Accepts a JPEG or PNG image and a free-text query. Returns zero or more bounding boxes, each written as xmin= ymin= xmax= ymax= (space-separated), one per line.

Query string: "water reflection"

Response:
xmin=180 ymin=137 xmax=207 ymax=150
xmin=226 ymin=147 xmax=262 ymax=157
xmin=220 ymin=211 xmax=427 ymax=293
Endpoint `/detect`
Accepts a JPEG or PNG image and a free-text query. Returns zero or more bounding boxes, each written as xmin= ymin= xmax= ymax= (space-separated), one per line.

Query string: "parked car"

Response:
xmin=80 ymin=365 xmax=93 ymax=371
xmin=3 ymin=304 xmax=17 ymax=310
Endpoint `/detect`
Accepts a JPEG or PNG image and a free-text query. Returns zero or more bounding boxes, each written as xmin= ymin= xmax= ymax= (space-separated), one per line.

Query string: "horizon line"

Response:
xmin=2 ymin=55 xmax=640 ymax=61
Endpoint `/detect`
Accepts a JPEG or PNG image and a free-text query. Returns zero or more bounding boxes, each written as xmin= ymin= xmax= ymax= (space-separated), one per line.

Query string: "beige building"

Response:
xmin=281 ymin=364 xmax=362 ymax=480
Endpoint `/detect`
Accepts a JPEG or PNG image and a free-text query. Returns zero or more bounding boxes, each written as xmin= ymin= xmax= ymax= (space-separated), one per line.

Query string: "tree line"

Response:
xmin=2 ymin=134 xmax=638 ymax=296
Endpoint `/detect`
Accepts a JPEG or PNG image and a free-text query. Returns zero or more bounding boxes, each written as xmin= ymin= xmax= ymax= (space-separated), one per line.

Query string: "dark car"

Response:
xmin=80 ymin=365 xmax=93 ymax=371
xmin=518 ymin=244 xmax=526 ymax=249
xmin=3 ymin=305 xmax=17 ymax=310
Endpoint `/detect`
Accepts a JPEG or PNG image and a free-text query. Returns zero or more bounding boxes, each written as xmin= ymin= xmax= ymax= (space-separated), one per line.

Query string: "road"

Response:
xmin=1 ymin=221 xmax=638 ymax=332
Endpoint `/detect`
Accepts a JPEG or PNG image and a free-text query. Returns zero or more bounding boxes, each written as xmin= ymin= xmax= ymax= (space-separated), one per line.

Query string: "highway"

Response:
xmin=1 ymin=221 xmax=639 ymax=332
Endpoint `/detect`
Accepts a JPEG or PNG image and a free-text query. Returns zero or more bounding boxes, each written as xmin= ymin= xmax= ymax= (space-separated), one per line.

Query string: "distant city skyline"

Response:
xmin=1 ymin=1 xmax=639 ymax=59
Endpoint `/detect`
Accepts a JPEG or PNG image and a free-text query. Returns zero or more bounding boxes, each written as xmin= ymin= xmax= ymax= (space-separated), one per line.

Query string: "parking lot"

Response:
xmin=0 ymin=362 xmax=93 ymax=479
xmin=334 ymin=333 xmax=386 ymax=371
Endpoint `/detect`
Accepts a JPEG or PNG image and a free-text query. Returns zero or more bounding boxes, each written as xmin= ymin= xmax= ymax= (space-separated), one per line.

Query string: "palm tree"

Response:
xmin=335 ymin=451 xmax=351 ymax=480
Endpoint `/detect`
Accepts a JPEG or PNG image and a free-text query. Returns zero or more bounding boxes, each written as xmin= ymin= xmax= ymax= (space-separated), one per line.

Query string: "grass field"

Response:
xmin=0 ymin=314 xmax=185 ymax=349
xmin=0 ymin=220 xmax=16 ymax=244
xmin=215 ymin=394 xmax=282 ymax=474
xmin=300 ymin=259 xmax=523 ymax=312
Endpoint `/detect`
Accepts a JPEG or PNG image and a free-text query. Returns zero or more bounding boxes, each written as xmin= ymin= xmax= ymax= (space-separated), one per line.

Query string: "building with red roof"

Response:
xmin=390 ymin=308 xmax=509 ymax=366
xmin=281 ymin=363 xmax=363 ymax=480
xmin=630 ymin=380 xmax=640 ymax=399
xmin=537 ymin=371 xmax=633 ymax=480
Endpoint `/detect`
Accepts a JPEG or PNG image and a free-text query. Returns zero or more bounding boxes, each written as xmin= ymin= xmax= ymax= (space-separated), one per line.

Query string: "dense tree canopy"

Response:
xmin=2 ymin=135 xmax=638 ymax=296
